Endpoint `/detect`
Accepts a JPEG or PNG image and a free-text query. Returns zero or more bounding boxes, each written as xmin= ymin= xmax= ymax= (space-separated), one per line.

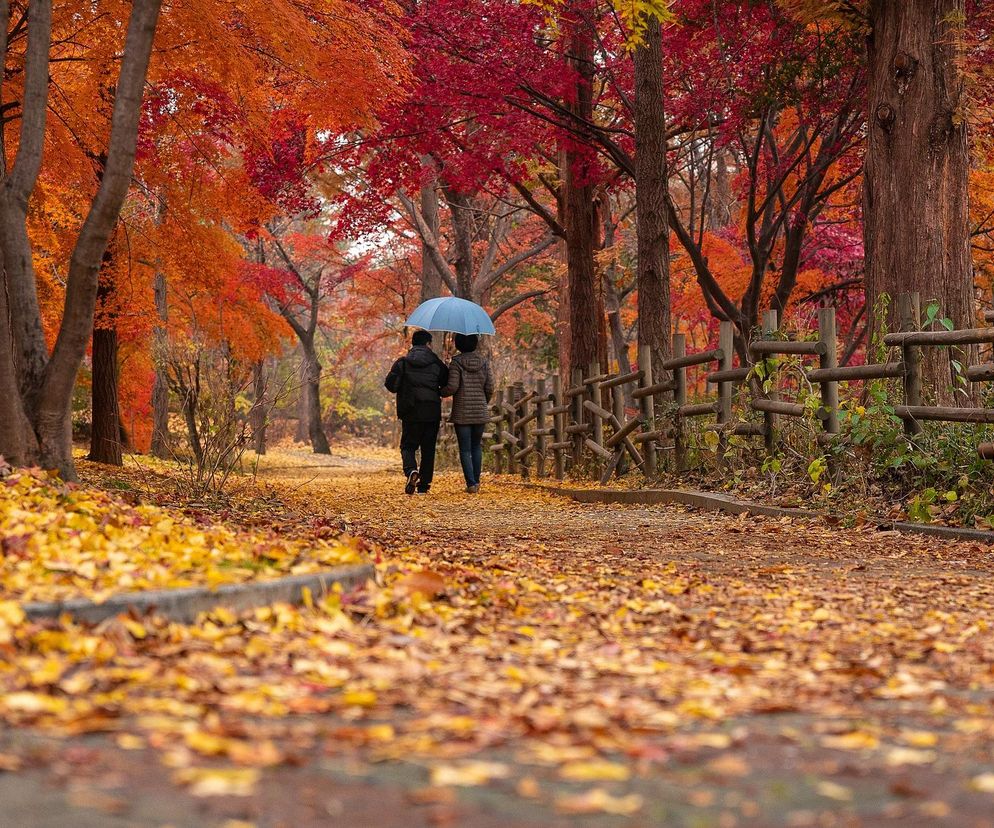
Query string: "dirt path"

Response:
xmin=5 ymin=461 xmax=994 ymax=826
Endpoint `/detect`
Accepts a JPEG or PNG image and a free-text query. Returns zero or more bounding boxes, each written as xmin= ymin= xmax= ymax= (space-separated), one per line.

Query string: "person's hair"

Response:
xmin=454 ymin=333 xmax=478 ymax=353
xmin=412 ymin=330 xmax=432 ymax=347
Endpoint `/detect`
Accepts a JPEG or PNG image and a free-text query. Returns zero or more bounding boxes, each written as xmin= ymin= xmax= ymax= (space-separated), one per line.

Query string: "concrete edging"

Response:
xmin=523 ymin=483 xmax=994 ymax=545
xmin=21 ymin=563 xmax=374 ymax=625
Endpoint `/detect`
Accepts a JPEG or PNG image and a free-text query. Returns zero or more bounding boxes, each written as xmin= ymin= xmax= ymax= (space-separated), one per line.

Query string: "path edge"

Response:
xmin=519 ymin=482 xmax=994 ymax=544
xmin=21 ymin=563 xmax=374 ymax=625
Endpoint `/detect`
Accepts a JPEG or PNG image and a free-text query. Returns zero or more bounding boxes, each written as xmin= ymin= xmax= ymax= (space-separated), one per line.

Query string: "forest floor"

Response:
xmin=3 ymin=449 xmax=994 ymax=826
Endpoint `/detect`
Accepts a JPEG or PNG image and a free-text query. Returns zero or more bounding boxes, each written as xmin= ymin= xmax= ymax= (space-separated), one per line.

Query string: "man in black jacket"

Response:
xmin=384 ymin=331 xmax=449 ymax=494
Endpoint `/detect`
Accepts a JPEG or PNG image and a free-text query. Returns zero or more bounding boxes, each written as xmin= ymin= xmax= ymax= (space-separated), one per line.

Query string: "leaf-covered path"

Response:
xmin=4 ymin=458 xmax=994 ymax=826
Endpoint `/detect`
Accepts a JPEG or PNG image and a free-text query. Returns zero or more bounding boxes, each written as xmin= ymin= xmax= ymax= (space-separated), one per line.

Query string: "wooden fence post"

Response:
xmin=570 ymin=367 xmax=584 ymax=467
xmin=504 ymin=383 xmax=518 ymax=474
xmin=762 ymin=310 xmax=779 ymax=455
xmin=717 ymin=321 xmax=734 ymax=462
xmin=552 ymin=374 xmax=566 ymax=480
xmin=536 ymin=377 xmax=547 ymax=479
xmin=637 ymin=346 xmax=657 ymax=477
xmin=672 ymin=333 xmax=687 ymax=473
xmin=818 ymin=307 xmax=840 ymax=439
xmin=899 ymin=292 xmax=922 ymax=437
xmin=611 ymin=381 xmax=627 ymax=478
xmin=588 ymin=361 xmax=603 ymax=477
xmin=493 ymin=390 xmax=505 ymax=475
xmin=514 ymin=381 xmax=530 ymax=479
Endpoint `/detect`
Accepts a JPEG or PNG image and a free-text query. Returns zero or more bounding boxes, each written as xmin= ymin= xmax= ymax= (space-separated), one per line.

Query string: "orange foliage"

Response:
xmin=3 ymin=0 xmax=407 ymax=446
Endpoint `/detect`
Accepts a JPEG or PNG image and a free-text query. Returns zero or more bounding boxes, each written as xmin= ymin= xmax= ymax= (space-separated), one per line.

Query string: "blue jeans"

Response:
xmin=455 ymin=424 xmax=485 ymax=487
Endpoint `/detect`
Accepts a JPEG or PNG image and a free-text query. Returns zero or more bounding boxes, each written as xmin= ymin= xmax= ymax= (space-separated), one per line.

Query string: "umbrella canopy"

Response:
xmin=405 ymin=296 xmax=496 ymax=336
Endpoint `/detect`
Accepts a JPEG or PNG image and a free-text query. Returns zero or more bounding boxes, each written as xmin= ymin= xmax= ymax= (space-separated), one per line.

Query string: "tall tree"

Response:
xmin=89 ymin=250 xmax=125 ymax=465
xmin=864 ymin=0 xmax=974 ymax=399
xmin=0 ymin=0 xmax=162 ymax=478
xmin=562 ymin=16 xmax=600 ymax=377
xmin=632 ymin=13 xmax=672 ymax=366
xmin=263 ymin=227 xmax=336 ymax=455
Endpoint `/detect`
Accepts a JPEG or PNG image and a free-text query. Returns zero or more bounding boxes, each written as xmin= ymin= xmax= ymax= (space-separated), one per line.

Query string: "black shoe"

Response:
xmin=405 ymin=470 xmax=420 ymax=495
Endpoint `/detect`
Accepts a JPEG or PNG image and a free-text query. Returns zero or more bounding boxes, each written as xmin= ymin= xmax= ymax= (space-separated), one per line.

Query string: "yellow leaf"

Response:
xmin=816 ymin=780 xmax=853 ymax=801
xmin=430 ymin=761 xmax=510 ymax=787
xmin=900 ymin=730 xmax=938 ymax=747
xmin=971 ymin=773 xmax=994 ymax=793
xmin=559 ymin=760 xmax=631 ymax=782
xmin=555 ymin=788 xmax=644 ymax=815
xmin=185 ymin=730 xmax=229 ymax=757
xmin=885 ymin=748 xmax=936 ymax=766
xmin=121 ymin=618 xmax=148 ymax=640
xmin=174 ymin=767 xmax=260 ymax=797
xmin=341 ymin=689 xmax=377 ymax=708
xmin=821 ymin=730 xmax=879 ymax=751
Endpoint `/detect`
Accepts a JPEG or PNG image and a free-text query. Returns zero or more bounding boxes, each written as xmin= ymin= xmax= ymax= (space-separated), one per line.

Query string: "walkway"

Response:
xmin=4 ymin=461 xmax=994 ymax=826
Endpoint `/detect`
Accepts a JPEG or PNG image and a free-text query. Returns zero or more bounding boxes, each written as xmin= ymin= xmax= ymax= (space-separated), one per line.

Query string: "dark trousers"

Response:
xmin=400 ymin=419 xmax=440 ymax=491
xmin=455 ymin=423 xmax=485 ymax=487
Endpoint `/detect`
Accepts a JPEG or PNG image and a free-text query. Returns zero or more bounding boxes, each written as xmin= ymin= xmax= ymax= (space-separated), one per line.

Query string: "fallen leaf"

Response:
xmin=559 ymin=759 xmax=631 ymax=782
xmin=430 ymin=761 xmax=510 ymax=787
xmin=173 ymin=767 xmax=260 ymax=797
xmin=555 ymin=788 xmax=644 ymax=815
xmin=816 ymin=780 xmax=853 ymax=801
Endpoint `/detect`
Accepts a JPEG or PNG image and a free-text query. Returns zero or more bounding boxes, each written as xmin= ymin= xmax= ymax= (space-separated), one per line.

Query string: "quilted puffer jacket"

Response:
xmin=441 ymin=352 xmax=494 ymax=424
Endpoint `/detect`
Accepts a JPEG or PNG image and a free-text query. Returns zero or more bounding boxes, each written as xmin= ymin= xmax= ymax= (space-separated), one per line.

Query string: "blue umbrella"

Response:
xmin=405 ymin=296 xmax=497 ymax=336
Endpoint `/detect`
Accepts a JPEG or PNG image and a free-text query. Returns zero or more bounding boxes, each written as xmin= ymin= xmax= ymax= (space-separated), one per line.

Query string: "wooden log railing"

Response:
xmin=484 ymin=292 xmax=994 ymax=481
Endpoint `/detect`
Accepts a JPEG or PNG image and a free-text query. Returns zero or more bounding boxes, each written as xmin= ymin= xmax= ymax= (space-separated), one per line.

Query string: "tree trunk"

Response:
xmin=864 ymin=0 xmax=973 ymax=403
xmin=295 ymin=374 xmax=310 ymax=443
xmin=19 ymin=0 xmax=160 ymax=479
xmin=633 ymin=16 xmax=672 ymax=371
xmin=301 ymin=340 xmax=331 ymax=454
xmin=150 ymin=270 xmax=171 ymax=458
xmin=419 ymin=179 xmax=443 ymax=302
xmin=88 ymin=276 xmax=123 ymax=465
xmin=562 ymin=25 xmax=599 ymax=378
xmin=445 ymin=187 xmax=475 ymax=298
xmin=0 ymin=257 xmax=33 ymax=466
xmin=555 ymin=238 xmax=571 ymax=389
xmin=251 ymin=360 xmax=267 ymax=455
xmin=182 ymin=382 xmax=203 ymax=470
xmin=295 ymin=345 xmax=310 ymax=443
xmin=0 ymin=0 xmax=52 ymax=408
xmin=708 ymin=149 xmax=735 ymax=230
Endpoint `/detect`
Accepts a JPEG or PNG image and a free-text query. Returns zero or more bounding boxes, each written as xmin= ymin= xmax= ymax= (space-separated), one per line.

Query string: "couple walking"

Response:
xmin=384 ymin=330 xmax=494 ymax=495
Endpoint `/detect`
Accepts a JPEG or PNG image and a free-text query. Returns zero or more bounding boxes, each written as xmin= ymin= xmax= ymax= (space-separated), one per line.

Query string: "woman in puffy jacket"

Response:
xmin=442 ymin=334 xmax=495 ymax=493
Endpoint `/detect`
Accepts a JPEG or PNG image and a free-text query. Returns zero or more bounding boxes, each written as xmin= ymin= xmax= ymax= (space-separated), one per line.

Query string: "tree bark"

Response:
xmin=251 ymin=361 xmax=267 ymax=455
xmin=562 ymin=24 xmax=599 ymax=378
xmin=444 ymin=187 xmax=475 ymax=298
xmin=0 ymin=0 xmax=52 ymax=408
xmin=295 ymin=364 xmax=310 ymax=443
xmin=38 ymin=0 xmax=162 ymax=478
xmin=864 ymin=0 xmax=973 ymax=402
xmin=0 ymin=0 xmax=34 ymax=466
xmin=88 ymin=273 xmax=123 ymax=466
xmin=708 ymin=149 xmax=735 ymax=230
xmin=419 ymin=178 xmax=443 ymax=302
xmin=633 ymin=15 xmax=672 ymax=371
xmin=300 ymin=340 xmax=331 ymax=455
xmin=181 ymin=371 xmax=203 ymax=471
xmin=150 ymin=270 xmax=171 ymax=458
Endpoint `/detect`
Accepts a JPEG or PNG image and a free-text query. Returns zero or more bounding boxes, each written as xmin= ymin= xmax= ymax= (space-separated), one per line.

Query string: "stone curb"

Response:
xmin=520 ymin=483 xmax=994 ymax=545
xmin=21 ymin=563 xmax=375 ymax=625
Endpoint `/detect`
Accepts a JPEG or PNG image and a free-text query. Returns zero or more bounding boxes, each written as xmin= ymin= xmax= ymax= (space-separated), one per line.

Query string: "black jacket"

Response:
xmin=385 ymin=346 xmax=449 ymax=422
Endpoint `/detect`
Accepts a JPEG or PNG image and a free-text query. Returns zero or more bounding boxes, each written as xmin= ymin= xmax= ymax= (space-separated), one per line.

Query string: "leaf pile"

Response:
xmin=0 ymin=467 xmax=364 ymax=603
xmin=4 ymin=457 xmax=994 ymax=822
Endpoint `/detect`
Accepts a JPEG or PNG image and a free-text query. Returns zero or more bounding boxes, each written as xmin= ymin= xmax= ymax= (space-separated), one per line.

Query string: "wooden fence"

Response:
xmin=486 ymin=293 xmax=994 ymax=481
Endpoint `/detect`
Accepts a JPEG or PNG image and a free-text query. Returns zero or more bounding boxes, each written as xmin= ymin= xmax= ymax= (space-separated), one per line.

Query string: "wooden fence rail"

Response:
xmin=485 ymin=293 xmax=994 ymax=482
